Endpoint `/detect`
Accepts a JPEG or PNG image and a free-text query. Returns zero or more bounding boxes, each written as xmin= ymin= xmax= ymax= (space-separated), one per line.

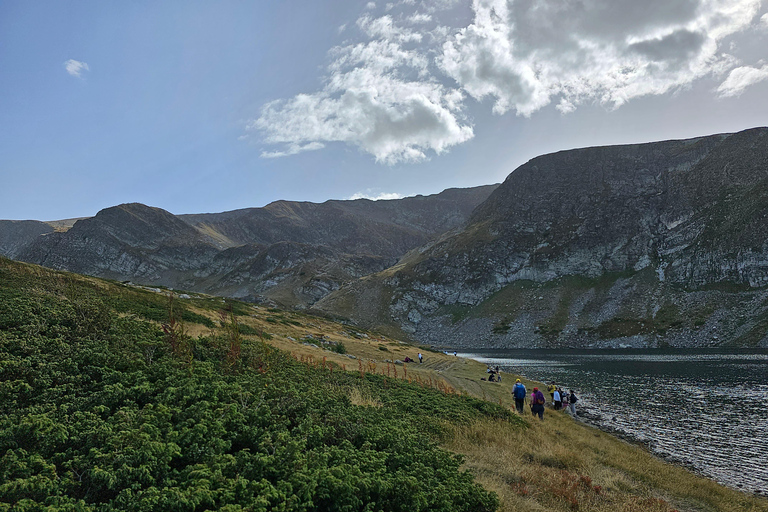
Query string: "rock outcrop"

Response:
xmin=3 ymin=186 xmax=497 ymax=308
xmin=0 ymin=220 xmax=54 ymax=259
xmin=313 ymin=128 xmax=768 ymax=348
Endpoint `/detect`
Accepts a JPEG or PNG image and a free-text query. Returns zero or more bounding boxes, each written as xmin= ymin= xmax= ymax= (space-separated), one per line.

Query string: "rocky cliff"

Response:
xmin=5 ymin=186 xmax=497 ymax=308
xmin=313 ymin=128 xmax=768 ymax=349
xmin=0 ymin=220 xmax=55 ymax=259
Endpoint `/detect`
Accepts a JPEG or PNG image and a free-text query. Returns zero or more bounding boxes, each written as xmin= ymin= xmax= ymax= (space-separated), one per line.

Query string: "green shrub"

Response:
xmin=0 ymin=259 xmax=505 ymax=512
xmin=330 ymin=341 xmax=347 ymax=354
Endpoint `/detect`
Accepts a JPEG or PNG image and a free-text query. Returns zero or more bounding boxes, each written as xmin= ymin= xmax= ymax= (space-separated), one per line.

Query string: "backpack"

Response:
xmin=534 ymin=391 xmax=546 ymax=405
xmin=513 ymin=384 xmax=526 ymax=399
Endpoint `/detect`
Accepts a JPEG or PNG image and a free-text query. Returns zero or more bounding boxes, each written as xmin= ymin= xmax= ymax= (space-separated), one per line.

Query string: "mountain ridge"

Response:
xmin=312 ymin=127 xmax=768 ymax=349
xmin=2 ymin=185 xmax=498 ymax=308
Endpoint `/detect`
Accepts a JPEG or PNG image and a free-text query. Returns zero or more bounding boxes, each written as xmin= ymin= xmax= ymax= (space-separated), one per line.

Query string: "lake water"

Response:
xmin=458 ymin=348 xmax=768 ymax=495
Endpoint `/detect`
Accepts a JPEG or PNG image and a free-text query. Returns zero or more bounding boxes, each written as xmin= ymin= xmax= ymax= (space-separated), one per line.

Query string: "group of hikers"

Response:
xmin=512 ymin=379 xmax=578 ymax=420
xmin=479 ymin=365 xmax=578 ymax=420
xmin=484 ymin=366 xmax=501 ymax=382
xmin=404 ymin=352 xmax=424 ymax=364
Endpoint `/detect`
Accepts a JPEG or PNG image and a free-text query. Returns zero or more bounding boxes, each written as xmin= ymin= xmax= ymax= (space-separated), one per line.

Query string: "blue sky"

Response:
xmin=2 ymin=0 xmax=767 ymax=221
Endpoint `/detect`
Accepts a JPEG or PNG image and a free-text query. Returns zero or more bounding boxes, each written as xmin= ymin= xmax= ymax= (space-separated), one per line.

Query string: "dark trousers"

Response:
xmin=531 ymin=403 xmax=544 ymax=420
xmin=514 ymin=398 xmax=525 ymax=413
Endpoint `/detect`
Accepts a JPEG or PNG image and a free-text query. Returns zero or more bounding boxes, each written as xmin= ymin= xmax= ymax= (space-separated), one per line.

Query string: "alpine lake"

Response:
xmin=457 ymin=348 xmax=768 ymax=496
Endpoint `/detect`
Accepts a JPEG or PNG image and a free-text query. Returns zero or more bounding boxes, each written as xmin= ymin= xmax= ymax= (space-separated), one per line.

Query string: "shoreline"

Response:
xmin=574 ymin=407 xmax=766 ymax=497
xmin=450 ymin=350 xmax=768 ymax=498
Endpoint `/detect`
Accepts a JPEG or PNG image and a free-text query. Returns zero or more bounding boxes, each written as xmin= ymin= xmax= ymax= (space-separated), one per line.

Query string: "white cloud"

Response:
xmin=407 ymin=13 xmax=433 ymax=25
xmin=761 ymin=13 xmax=768 ymax=28
xmin=64 ymin=59 xmax=89 ymax=78
xmin=438 ymin=0 xmax=761 ymax=115
xmin=260 ymin=142 xmax=325 ymax=158
xmin=717 ymin=64 xmax=768 ymax=97
xmin=251 ymin=0 xmax=763 ymax=163
xmin=250 ymin=35 xmax=473 ymax=164
xmin=348 ymin=191 xmax=405 ymax=200
xmin=358 ymin=14 xmax=422 ymax=42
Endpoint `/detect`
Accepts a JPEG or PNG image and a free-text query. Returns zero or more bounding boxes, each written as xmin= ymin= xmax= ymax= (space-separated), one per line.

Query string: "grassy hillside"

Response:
xmin=1 ymin=257 xmax=766 ymax=511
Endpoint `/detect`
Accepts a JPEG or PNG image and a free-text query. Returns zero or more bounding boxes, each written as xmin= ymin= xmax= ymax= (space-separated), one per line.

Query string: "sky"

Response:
xmin=1 ymin=0 xmax=767 ymax=221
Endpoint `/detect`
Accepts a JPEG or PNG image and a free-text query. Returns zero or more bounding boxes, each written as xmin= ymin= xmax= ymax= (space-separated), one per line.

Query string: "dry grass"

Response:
xmin=347 ymin=386 xmax=383 ymax=408
xmin=116 ymin=287 xmax=768 ymax=512
xmin=442 ymin=412 xmax=768 ymax=512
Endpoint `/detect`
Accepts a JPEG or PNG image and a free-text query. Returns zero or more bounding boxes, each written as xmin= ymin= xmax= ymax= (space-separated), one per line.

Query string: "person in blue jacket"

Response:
xmin=512 ymin=379 xmax=527 ymax=414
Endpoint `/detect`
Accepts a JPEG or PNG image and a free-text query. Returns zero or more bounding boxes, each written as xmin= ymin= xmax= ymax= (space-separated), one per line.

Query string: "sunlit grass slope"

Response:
xmin=1 ymin=257 xmax=766 ymax=512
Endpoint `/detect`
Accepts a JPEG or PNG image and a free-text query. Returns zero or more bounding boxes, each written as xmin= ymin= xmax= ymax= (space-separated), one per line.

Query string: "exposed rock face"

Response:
xmin=4 ymin=186 xmax=497 ymax=308
xmin=16 ymin=203 xmax=222 ymax=282
xmin=313 ymin=128 xmax=768 ymax=348
xmin=0 ymin=221 xmax=54 ymax=259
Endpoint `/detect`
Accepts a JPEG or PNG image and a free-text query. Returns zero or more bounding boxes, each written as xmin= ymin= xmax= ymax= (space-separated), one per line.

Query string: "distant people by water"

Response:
xmin=481 ymin=366 xmax=499 ymax=382
xmin=530 ymin=387 xmax=546 ymax=420
xmin=418 ymin=352 xmax=423 ymax=364
xmin=548 ymin=382 xmax=556 ymax=403
xmin=513 ymin=379 xmax=526 ymax=414
xmin=553 ymin=388 xmax=562 ymax=410
xmin=568 ymin=389 xmax=578 ymax=416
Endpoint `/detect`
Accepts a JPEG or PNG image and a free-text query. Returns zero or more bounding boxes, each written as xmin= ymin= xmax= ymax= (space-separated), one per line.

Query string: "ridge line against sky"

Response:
xmin=1 ymin=0 xmax=767 ymax=221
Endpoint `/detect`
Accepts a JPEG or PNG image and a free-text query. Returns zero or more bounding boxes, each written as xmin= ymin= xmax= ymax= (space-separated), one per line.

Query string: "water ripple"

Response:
xmin=461 ymin=349 xmax=768 ymax=495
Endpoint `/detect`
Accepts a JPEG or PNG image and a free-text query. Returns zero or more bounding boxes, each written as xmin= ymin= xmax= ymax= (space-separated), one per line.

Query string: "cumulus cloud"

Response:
xmin=249 ymin=35 xmax=473 ymax=164
xmin=717 ymin=64 xmax=768 ymax=97
xmin=64 ymin=59 xmax=89 ymax=78
xmin=252 ymin=0 xmax=763 ymax=162
xmin=761 ymin=13 xmax=768 ymax=28
xmin=438 ymin=0 xmax=760 ymax=115
xmin=348 ymin=191 xmax=405 ymax=200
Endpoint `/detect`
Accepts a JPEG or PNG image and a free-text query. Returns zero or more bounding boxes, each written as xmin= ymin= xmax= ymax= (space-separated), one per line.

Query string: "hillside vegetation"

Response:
xmin=1 ymin=257 xmax=766 ymax=511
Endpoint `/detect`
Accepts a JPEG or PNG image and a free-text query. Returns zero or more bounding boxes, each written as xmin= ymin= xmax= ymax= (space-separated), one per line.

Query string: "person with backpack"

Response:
xmin=512 ymin=379 xmax=526 ymax=414
xmin=568 ymin=389 xmax=579 ymax=416
xmin=530 ymin=387 xmax=546 ymax=420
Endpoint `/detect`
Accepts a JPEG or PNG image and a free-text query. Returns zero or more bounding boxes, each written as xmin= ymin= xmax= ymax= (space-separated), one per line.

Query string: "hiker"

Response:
xmin=418 ymin=352 xmax=423 ymax=364
xmin=568 ymin=389 xmax=579 ymax=416
xmin=488 ymin=372 xmax=496 ymax=382
xmin=553 ymin=388 xmax=562 ymax=410
xmin=530 ymin=387 xmax=546 ymax=420
xmin=547 ymin=381 xmax=556 ymax=402
xmin=454 ymin=351 xmax=457 ymax=356
xmin=512 ymin=379 xmax=526 ymax=414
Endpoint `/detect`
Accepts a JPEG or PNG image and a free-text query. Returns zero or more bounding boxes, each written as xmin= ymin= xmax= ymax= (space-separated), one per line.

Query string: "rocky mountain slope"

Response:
xmin=3 ymin=186 xmax=497 ymax=308
xmin=0 ymin=220 xmax=55 ymax=259
xmin=313 ymin=127 xmax=768 ymax=349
